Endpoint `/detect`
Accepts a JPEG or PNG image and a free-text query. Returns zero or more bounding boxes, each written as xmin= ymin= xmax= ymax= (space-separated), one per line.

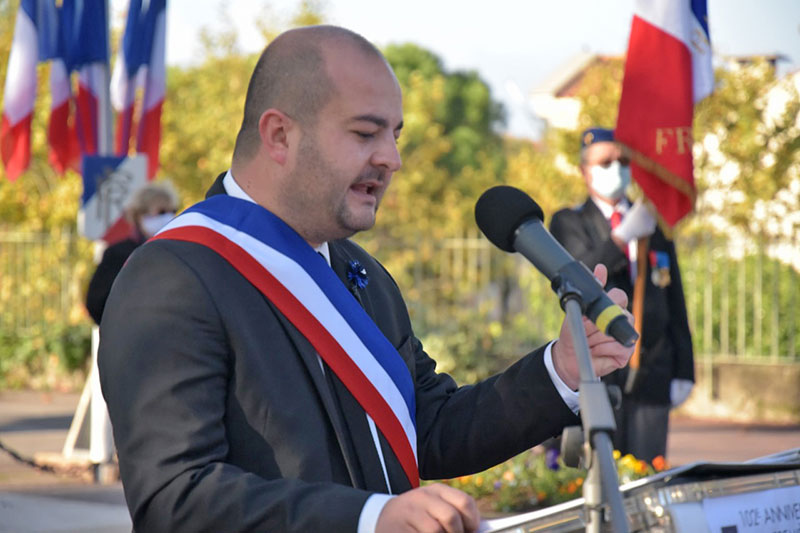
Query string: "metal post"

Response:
xmin=87 ymin=0 xmax=115 ymax=477
xmin=563 ymin=298 xmax=629 ymax=533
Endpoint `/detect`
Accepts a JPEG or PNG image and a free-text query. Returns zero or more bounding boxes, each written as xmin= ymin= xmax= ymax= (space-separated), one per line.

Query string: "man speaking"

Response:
xmin=98 ymin=26 xmax=634 ymax=532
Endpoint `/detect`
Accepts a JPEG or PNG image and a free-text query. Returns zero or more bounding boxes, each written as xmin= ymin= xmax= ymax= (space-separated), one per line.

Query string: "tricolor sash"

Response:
xmin=152 ymin=195 xmax=419 ymax=488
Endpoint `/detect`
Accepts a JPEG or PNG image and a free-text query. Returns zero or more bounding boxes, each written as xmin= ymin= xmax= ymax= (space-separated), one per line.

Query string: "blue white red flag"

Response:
xmin=111 ymin=0 xmax=167 ymax=179
xmin=1 ymin=0 xmax=108 ymax=180
xmin=615 ymin=0 xmax=713 ymax=227
xmin=65 ymin=0 xmax=110 ymax=158
xmin=1 ymin=0 xmax=57 ymax=180
xmin=153 ymin=195 xmax=421 ymax=488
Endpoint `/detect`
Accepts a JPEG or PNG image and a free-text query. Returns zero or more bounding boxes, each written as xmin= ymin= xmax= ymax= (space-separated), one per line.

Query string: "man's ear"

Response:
xmin=258 ymin=109 xmax=294 ymax=165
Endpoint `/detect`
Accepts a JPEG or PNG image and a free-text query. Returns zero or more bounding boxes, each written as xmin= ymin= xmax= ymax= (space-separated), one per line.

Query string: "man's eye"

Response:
xmin=355 ymin=131 xmax=375 ymax=139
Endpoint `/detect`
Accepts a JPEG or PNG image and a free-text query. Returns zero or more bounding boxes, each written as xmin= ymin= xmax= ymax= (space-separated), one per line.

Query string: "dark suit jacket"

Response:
xmin=98 ymin=174 xmax=579 ymax=532
xmin=550 ymin=198 xmax=694 ymax=405
xmin=85 ymin=237 xmax=143 ymax=325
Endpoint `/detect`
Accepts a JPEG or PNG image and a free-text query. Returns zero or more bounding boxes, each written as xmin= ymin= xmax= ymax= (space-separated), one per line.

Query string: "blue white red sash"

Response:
xmin=152 ymin=195 xmax=419 ymax=487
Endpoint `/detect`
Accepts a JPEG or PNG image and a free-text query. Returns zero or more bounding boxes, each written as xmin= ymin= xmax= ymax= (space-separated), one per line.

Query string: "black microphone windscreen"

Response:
xmin=475 ymin=186 xmax=544 ymax=252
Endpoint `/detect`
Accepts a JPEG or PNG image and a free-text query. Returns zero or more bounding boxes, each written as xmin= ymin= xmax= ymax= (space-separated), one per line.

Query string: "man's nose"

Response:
xmin=372 ymin=136 xmax=402 ymax=173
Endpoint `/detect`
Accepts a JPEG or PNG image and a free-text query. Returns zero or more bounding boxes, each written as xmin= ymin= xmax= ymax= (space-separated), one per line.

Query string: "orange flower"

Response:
xmin=502 ymin=470 xmax=515 ymax=482
xmin=457 ymin=475 xmax=471 ymax=485
xmin=537 ymin=491 xmax=547 ymax=501
xmin=567 ymin=481 xmax=577 ymax=494
xmin=652 ymin=455 xmax=668 ymax=471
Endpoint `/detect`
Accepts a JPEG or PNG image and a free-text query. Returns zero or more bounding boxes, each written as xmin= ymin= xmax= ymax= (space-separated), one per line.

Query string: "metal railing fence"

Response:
xmin=0 ymin=230 xmax=797 ymax=362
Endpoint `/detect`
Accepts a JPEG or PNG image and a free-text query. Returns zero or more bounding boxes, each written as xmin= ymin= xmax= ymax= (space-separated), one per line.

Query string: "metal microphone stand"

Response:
xmin=557 ymin=281 xmax=629 ymax=533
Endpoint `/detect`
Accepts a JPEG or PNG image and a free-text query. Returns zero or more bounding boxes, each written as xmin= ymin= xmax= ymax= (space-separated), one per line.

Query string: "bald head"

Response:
xmin=233 ymin=25 xmax=388 ymax=163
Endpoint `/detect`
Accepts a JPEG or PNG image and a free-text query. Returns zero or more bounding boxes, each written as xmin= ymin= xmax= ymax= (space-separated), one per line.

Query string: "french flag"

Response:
xmin=50 ymin=0 xmax=109 ymax=172
xmin=48 ymin=54 xmax=80 ymax=173
xmin=49 ymin=4 xmax=80 ymax=174
xmin=1 ymin=0 xmax=58 ymax=181
xmin=615 ymin=0 xmax=713 ymax=227
xmin=111 ymin=0 xmax=167 ymax=179
xmin=1 ymin=0 xmax=108 ymax=180
xmin=67 ymin=0 xmax=110 ymax=157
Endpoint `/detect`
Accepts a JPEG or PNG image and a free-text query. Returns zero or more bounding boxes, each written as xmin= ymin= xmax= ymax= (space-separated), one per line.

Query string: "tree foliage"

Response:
xmin=364 ymin=45 xmax=508 ymax=252
xmin=693 ymin=59 xmax=800 ymax=237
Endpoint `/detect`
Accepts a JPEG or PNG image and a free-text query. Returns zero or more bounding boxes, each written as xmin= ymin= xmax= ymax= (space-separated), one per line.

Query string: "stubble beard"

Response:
xmin=286 ymin=132 xmax=383 ymax=245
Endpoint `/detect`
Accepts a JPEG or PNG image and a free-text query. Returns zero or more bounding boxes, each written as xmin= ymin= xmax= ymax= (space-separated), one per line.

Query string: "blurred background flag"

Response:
xmin=48 ymin=3 xmax=80 ymax=173
xmin=1 ymin=0 xmax=109 ymax=181
xmin=615 ymin=0 xmax=713 ymax=227
xmin=1 ymin=0 xmax=59 ymax=181
xmin=67 ymin=0 xmax=110 ymax=158
xmin=111 ymin=0 xmax=167 ymax=179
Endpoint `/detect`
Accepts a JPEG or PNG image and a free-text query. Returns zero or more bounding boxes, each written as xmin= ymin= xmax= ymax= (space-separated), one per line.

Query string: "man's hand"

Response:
xmin=376 ymin=483 xmax=480 ymax=533
xmin=551 ymin=264 xmax=634 ymax=390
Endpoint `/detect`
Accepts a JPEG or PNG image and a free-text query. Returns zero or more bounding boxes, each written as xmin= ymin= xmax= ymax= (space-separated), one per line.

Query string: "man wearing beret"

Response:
xmin=549 ymin=127 xmax=695 ymax=463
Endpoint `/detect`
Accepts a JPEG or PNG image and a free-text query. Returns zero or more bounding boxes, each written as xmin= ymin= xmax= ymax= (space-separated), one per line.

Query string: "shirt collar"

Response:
xmin=591 ymin=195 xmax=630 ymax=220
xmin=222 ymin=169 xmax=330 ymax=264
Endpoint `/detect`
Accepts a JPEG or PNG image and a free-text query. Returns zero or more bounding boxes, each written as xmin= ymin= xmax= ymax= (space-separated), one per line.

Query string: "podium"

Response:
xmin=480 ymin=448 xmax=800 ymax=533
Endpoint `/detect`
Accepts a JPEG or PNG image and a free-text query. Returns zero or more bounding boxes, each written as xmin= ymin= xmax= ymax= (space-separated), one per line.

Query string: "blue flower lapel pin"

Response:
xmin=346 ymin=259 xmax=369 ymax=290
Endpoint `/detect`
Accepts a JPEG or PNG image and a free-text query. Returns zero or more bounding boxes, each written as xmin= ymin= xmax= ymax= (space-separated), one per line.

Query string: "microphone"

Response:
xmin=475 ymin=185 xmax=639 ymax=347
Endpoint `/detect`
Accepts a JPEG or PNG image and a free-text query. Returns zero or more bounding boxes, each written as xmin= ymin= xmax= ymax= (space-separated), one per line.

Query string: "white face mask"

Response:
xmin=590 ymin=161 xmax=630 ymax=201
xmin=140 ymin=212 xmax=175 ymax=238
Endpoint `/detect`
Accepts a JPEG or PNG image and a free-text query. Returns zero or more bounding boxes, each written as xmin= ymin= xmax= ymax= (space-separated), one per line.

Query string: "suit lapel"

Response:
xmin=265 ymin=242 xmax=396 ymax=493
xmin=582 ymin=198 xmax=612 ymax=242
xmin=266 ymin=300 xmax=369 ymax=489
xmin=327 ymin=241 xmax=397 ymax=493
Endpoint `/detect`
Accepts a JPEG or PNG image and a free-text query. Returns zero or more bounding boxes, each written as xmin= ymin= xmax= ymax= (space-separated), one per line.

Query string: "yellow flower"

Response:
xmin=613 ymin=449 xmax=621 ymax=460
xmin=475 ymin=476 xmax=484 ymax=486
xmin=458 ymin=475 xmax=471 ymax=485
xmin=502 ymin=470 xmax=515 ymax=482
xmin=620 ymin=454 xmax=637 ymax=469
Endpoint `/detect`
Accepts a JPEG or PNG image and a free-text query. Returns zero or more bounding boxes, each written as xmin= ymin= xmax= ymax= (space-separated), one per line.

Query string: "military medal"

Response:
xmin=649 ymin=250 xmax=671 ymax=288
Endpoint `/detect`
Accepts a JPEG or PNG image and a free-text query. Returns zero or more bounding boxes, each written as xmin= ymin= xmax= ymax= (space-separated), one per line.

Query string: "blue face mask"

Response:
xmin=590 ymin=161 xmax=630 ymax=200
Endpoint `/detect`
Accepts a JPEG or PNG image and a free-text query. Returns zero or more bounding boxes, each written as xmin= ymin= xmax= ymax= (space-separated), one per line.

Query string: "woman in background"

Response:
xmin=85 ymin=182 xmax=179 ymax=325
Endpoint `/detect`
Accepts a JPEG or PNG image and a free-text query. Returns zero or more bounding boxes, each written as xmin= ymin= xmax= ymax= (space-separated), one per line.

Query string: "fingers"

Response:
xmin=592 ymin=263 xmax=629 ymax=311
xmin=585 ymin=329 xmax=633 ymax=374
xmin=607 ymin=287 xmax=629 ymax=310
xmin=376 ymin=484 xmax=480 ymax=533
xmin=426 ymin=484 xmax=480 ymax=532
xmin=592 ymin=263 xmax=608 ymax=286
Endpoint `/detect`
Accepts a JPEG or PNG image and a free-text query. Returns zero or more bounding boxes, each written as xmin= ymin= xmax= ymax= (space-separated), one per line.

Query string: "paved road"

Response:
xmin=1 ymin=389 xmax=798 ymax=532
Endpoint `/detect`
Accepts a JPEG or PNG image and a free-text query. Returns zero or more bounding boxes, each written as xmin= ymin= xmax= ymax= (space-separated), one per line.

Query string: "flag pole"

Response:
xmin=87 ymin=0 xmax=115 ymax=477
xmin=624 ymin=236 xmax=649 ymax=394
xmin=97 ymin=0 xmax=113 ymax=157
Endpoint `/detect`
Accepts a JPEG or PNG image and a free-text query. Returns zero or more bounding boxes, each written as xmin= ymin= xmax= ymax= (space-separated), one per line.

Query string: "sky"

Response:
xmin=114 ymin=0 xmax=800 ymax=139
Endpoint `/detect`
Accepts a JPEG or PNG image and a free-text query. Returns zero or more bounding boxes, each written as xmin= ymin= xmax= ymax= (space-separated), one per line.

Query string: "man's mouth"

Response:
xmin=351 ymin=182 xmax=377 ymax=196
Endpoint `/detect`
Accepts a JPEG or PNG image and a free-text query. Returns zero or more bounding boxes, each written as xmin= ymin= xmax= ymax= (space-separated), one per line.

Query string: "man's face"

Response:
xmin=581 ymin=141 xmax=630 ymax=202
xmin=278 ymin=49 xmax=403 ymax=246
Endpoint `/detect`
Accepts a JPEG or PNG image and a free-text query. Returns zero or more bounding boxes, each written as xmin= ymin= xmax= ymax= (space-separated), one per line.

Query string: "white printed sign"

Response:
xmin=703 ymin=485 xmax=800 ymax=533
